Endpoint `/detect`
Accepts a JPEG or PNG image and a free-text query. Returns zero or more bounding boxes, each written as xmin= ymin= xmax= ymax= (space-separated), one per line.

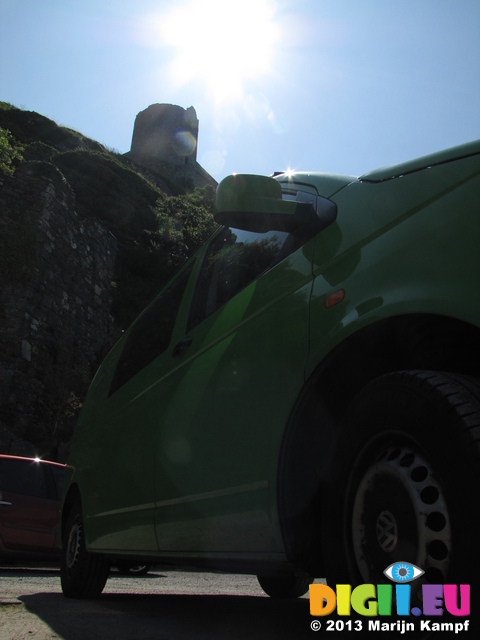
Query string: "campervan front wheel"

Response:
xmin=61 ymin=503 xmax=110 ymax=598
xmin=321 ymin=371 xmax=480 ymax=590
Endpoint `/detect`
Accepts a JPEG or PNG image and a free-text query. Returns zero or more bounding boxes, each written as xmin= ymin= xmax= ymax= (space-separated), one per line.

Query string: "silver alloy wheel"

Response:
xmin=375 ymin=510 xmax=398 ymax=552
xmin=351 ymin=443 xmax=452 ymax=584
xmin=66 ymin=520 xmax=81 ymax=570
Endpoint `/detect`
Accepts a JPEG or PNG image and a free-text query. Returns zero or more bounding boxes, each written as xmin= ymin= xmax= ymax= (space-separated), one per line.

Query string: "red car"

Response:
xmin=0 ymin=455 xmax=65 ymax=561
xmin=0 ymin=455 xmax=151 ymax=573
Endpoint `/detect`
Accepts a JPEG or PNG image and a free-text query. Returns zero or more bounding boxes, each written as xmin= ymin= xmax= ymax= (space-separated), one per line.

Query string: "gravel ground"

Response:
xmin=0 ymin=563 xmax=315 ymax=640
xmin=1 ymin=564 xmax=473 ymax=639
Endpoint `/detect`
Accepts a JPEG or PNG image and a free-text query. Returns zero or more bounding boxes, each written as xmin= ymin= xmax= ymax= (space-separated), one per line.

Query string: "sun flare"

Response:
xmin=155 ymin=0 xmax=281 ymax=104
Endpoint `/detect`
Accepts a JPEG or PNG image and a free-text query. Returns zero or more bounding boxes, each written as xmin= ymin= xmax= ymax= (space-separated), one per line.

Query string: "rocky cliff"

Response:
xmin=0 ymin=102 xmax=217 ymax=459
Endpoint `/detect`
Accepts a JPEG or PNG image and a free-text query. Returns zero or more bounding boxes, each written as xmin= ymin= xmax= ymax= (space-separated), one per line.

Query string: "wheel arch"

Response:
xmin=277 ymin=312 xmax=480 ymax=571
xmin=61 ymin=483 xmax=82 ymax=539
xmin=308 ymin=312 xmax=480 ymax=416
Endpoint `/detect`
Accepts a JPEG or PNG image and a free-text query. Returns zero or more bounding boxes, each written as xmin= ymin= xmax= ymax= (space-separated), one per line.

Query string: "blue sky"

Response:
xmin=1 ymin=0 xmax=479 ymax=183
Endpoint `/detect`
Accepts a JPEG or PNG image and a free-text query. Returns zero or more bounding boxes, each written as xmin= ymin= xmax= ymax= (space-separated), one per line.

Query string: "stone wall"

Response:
xmin=0 ymin=161 xmax=117 ymax=459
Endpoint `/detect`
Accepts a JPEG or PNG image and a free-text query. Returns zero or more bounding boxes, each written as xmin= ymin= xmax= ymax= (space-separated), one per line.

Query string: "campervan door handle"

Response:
xmin=0 ymin=500 xmax=12 ymax=506
xmin=172 ymin=337 xmax=193 ymax=357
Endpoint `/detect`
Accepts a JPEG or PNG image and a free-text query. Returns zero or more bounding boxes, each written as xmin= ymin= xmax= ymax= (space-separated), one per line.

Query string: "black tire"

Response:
xmin=257 ymin=572 xmax=311 ymax=599
xmin=322 ymin=370 xmax=480 ymax=590
xmin=61 ymin=503 xmax=110 ymax=598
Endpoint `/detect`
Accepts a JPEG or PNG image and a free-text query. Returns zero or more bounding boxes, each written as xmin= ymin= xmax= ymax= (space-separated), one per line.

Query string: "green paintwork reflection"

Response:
xmin=64 ymin=139 xmax=480 ymax=564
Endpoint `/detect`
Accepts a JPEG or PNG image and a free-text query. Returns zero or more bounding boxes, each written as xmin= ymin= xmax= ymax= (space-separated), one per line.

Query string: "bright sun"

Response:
xmin=156 ymin=0 xmax=281 ymax=104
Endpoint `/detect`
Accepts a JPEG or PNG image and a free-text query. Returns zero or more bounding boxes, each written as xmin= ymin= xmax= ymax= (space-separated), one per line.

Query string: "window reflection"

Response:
xmin=189 ymin=227 xmax=294 ymax=329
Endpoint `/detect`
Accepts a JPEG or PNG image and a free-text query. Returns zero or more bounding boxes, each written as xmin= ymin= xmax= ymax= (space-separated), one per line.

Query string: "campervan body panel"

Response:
xmin=61 ymin=140 xmax=480 ymax=596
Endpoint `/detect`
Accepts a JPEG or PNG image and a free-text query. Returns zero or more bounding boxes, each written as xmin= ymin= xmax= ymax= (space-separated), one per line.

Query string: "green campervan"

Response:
xmin=60 ymin=140 xmax=480 ymax=601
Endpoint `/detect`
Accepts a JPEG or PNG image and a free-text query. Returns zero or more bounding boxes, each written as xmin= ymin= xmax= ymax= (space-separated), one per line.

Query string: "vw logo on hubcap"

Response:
xmin=376 ymin=510 xmax=398 ymax=552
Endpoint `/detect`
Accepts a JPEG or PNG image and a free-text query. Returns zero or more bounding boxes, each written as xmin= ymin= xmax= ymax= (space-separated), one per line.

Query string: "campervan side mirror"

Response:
xmin=214 ymin=174 xmax=324 ymax=234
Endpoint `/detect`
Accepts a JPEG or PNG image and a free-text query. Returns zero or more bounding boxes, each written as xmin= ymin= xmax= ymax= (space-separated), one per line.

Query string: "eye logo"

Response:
xmin=384 ymin=561 xmax=424 ymax=583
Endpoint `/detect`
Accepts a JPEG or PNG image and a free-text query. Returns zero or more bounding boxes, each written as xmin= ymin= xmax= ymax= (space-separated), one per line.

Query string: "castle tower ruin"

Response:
xmin=130 ymin=104 xmax=199 ymax=166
